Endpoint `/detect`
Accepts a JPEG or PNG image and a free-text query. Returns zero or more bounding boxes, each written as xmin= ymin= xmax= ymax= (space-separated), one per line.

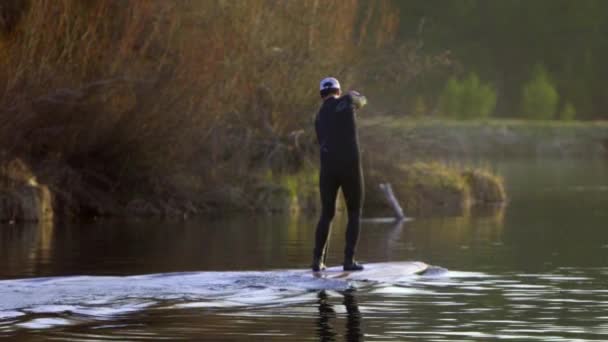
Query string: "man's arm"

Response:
xmin=347 ymin=90 xmax=367 ymax=110
xmin=335 ymin=91 xmax=367 ymax=113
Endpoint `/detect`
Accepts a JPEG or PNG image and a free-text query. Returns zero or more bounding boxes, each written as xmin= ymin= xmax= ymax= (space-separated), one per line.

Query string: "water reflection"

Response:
xmin=317 ymin=290 xmax=362 ymax=342
xmin=0 ymin=189 xmax=510 ymax=279
xmin=344 ymin=290 xmax=363 ymax=341
xmin=0 ymin=219 xmax=54 ymax=278
xmin=317 ymin=291 xmax=336 ymax=341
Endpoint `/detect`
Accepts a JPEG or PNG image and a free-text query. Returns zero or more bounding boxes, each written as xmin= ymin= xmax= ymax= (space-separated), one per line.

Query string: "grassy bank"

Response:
xmin=243 ymin=161 xmax=506 ymax=218
xmin=17 ymin=116 xmax=599 ymax=219
xmin=356 ymin=117 xmax=608 ymax=216
xmin=361 ymin=118 xmax=608 ymax=160
xmin=280 ymin=117 xmax=608 ymax=217
xmin=364 ymin=161 xmax=505 ymax=217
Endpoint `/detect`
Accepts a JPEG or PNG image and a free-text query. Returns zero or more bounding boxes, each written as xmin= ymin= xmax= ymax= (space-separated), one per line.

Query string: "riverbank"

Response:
xmin=1 ymin=158 xmax=505 ymax=222
xmin=6 ymin=117 xmax=608 ymax=222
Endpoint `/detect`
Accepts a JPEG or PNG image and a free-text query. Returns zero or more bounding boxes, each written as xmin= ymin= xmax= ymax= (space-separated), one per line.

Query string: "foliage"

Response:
xmin=0 ymin=0 xmax=407 ymax=200
xmin=411 ymin=96 xmax=427 ymax=117
xmin=439 ymin=73 xmax=496 ymax=119
xmin=395 ymin=0 xmax=608 ymax=119
xmin=461 ymin=168 xmax=506 ymax=204
xmin=521 ymin=66 xmax=559 ymax=120
xmin=560 ymin=102 xmax=577 ymax=121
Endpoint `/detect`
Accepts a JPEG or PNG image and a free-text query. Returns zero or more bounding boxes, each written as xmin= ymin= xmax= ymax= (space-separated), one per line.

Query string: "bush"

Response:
xmin=461 ymin=168 xmax=506 ymax=204
xmin=0 ymin=1 xmax=401 ymax=197
xmin=521 ymin=65 xmax=559 ymax=120
xmin=411 ymin=96 xmax=427 ymax=117
xmin=364 ymin=161 xmax=506 ymax=216
xmin=559 ymin=102 xmax=577 ymax=121
xmin=439 ymin=73 xmax=497 ymax=119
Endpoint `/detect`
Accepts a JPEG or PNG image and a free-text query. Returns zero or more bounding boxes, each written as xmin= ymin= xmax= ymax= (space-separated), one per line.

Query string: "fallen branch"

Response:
xmin=379 ymin=183 xmax=406 ymax=221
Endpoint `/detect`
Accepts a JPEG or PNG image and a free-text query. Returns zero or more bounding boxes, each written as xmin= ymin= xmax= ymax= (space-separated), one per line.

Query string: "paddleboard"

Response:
xmin=312 ymin=261 xmax=429 ymax=282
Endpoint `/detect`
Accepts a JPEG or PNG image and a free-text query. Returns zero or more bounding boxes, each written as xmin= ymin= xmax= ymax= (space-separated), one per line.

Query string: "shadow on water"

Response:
xmin=317 ymin=290 xmax=362 ymax=342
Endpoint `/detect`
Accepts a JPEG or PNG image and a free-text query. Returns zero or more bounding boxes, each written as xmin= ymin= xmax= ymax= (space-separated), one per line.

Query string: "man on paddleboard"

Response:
xmin=312 ymin=77 xmax=367 ymax=272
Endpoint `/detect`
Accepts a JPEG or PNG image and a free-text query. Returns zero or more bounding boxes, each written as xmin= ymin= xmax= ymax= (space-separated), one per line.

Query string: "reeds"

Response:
xmin=0 ymin=0 xmax=400 ymax=192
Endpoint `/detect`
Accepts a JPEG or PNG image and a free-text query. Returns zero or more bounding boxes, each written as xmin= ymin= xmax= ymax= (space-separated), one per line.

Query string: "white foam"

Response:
xmin=26 ymin=305 xmax=77 ymax=314
xmin=16 ymin=318 xmax=72 ymax=329
xmin=371 ymin=286 xmax=435 ymax=295
xmin=171 ymin=301 xmax=242 ymax=309
xmin=0 ymin=311 xmax=25 ymax=319
xmin=444 ymin=271 xmax=492 ymax=278
xmin=72 ymin=302 xmax=155 ymax=317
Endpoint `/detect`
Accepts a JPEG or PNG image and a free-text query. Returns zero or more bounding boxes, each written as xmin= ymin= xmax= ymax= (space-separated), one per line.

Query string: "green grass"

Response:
xmin=365 ymin=161 xmax=505 ymax=216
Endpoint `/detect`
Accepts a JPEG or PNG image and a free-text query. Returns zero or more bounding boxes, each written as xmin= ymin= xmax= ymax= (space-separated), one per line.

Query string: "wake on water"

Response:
xmin=0 ymin=262 xmax=451 ymax=330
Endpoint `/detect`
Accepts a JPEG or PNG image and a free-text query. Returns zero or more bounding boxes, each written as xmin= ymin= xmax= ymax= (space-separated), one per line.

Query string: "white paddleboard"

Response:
xmin=311 ymin=261 xmax=429 ymax=282
xmin=0 ymin=261 xmax=433 ymax=313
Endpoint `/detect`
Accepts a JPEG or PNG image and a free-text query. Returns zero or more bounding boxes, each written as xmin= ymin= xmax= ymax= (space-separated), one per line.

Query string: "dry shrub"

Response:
xmin=0 ymin=158 xmax=36 ymax=188
xmin=461 ymin=168 xmax=506 ymax=204
xmin=0 ymin=0 xmax=401 ymax=197
xmin=0 ymin=157 xmax=53 ymax=222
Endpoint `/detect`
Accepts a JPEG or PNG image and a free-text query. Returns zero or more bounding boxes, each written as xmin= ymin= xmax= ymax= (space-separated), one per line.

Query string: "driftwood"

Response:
xmin=379 ymin=183 xmax=406 ymax=221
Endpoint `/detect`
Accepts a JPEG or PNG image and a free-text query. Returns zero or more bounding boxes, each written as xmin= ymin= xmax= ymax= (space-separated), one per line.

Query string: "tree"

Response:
xmin=440 ymin=73 xmax=496 ymax=119
xmin=521 ymin=65 xmax=559 ymax=120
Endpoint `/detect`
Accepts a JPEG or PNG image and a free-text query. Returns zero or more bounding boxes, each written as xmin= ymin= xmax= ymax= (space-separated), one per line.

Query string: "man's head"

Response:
xmin=319 ymin=77 xmax=341 ymax=99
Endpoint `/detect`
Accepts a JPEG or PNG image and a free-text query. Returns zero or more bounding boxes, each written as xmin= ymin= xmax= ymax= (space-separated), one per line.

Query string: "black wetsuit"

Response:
xmin=313 ymin=94 xmax=363 ymax=263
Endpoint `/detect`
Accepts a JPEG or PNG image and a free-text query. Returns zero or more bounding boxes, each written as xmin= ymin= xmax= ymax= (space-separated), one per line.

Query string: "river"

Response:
xmin=1 ymin=158 xmax=607 ymax=341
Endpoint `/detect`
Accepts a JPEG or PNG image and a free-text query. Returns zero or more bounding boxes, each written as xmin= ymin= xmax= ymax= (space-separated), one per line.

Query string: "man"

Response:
xmin=312 ymin=77 xmax=367 ymax=272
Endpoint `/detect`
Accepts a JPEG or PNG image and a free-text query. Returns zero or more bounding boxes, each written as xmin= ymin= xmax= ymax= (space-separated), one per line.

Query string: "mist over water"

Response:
xmin=1 ymin=158 xmax=608 ymax=340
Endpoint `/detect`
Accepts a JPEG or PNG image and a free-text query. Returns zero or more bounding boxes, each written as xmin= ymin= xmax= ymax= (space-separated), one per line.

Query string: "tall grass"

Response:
xmin=0 ymin=0 xmax=403 ymax=197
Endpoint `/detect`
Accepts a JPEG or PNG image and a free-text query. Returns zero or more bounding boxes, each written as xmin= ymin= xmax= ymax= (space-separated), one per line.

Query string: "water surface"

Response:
xmin=1 ymin=159 xmax=607 ymax=341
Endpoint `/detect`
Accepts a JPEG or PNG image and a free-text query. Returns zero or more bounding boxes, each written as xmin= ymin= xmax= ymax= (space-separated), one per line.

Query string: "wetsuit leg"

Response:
xmin=340 ymin=164 xmax=363 ymax=261
xmin=313 ymin=165 xmax=340 ymax=259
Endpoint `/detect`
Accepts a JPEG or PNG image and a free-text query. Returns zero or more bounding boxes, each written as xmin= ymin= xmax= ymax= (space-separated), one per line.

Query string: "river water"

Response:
xmin=1 ymin=159 xmax=607 ymax=341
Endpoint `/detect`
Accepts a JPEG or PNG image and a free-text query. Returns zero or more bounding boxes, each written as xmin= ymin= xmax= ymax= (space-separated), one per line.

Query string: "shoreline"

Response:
xmin=3 ymin=118 xmax=607 ymax=223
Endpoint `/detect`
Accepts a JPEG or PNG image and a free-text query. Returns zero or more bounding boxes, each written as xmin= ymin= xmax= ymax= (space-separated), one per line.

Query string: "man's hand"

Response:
xmin=348 ymin=90 xmax=367 ymax=109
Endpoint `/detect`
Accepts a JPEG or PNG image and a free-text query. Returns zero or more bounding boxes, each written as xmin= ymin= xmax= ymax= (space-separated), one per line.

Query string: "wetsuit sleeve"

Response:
xmin=334 ymin=96 xmax=357 ymax=144
xmin=335 ymin=95 xmax=353 ymax=113
xmin=314 ymin=113 xmax=321 ymax=145
xmin=347 ymin=91 xmax=367 ymax=110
